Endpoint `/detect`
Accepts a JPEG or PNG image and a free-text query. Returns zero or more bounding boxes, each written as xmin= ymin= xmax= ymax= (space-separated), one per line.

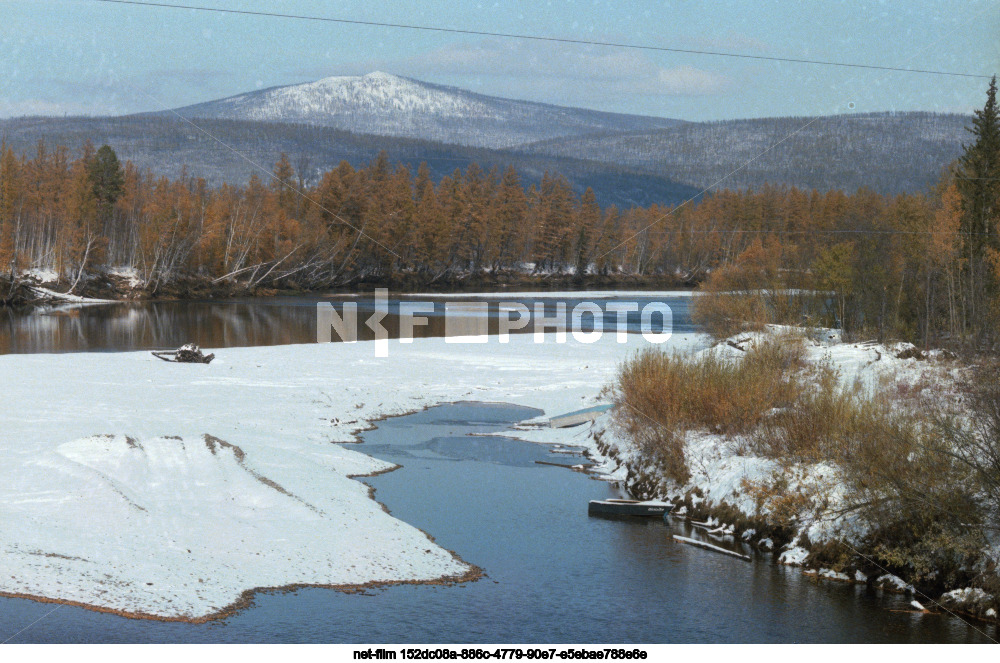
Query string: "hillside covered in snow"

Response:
xmin=164 ymin=71 xmax=683 ymax=149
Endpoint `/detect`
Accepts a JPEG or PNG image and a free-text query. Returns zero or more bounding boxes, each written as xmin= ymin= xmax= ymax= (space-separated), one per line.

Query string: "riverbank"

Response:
xmin=0 ymin=269 xmax=692 ymax=309
xmin=576 ymin=326 xmax=1000 ymax=626
xmin=0 ymin=331 xmax=695 ymax=621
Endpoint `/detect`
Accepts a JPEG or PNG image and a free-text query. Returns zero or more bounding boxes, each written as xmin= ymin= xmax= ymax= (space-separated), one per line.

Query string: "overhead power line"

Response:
xmin=88 ymin=0 xmax=991 ymax=79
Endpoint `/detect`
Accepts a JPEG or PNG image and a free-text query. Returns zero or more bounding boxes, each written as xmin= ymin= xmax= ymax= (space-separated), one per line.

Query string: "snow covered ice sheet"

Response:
xmin=0 ymin=332 xmax=701 ymax=620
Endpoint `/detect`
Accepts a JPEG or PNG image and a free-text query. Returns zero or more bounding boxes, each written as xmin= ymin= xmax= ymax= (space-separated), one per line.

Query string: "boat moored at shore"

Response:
xmin=587 ymin=498 xmax=672 ymax=517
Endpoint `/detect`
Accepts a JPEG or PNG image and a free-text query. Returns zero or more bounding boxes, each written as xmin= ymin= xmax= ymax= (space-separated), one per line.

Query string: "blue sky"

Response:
xmin=1 ymin=0 xmax=997 ymax=120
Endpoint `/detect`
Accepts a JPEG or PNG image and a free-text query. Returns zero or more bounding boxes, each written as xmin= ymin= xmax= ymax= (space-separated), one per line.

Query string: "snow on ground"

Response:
xmin=21 ymin=268 xmax=59 ymax=284
xmin=805 ymin=568 xmax=852 ymax=581
xmin=876 ymin=574 xmax=916 ymax=594
xmin=107 ymin=266 xmax=143 ymax=289
xmin=779 ymin=547 xmax=810 ymax=566
xmin=26 ymin=285 xmax=115 ymax=305
xmin=940 ymin=587 xmax=996 ymax=618
xmin=21 ymin=266 xmax=142 ymax=291
xmin=3 ymin=320 xmax=972 ymax=620
xmin=0 ymin=331 xmax=702 ymax=620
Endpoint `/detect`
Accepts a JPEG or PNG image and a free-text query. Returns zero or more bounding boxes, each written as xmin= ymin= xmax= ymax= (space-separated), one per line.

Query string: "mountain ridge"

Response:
xmin=161 ymin=71 xmax=685 ymax=149
xmin=521 ymin=110 xmax=971 ymax=194
xmin=0 ymin=115 xmax=701 ymax=210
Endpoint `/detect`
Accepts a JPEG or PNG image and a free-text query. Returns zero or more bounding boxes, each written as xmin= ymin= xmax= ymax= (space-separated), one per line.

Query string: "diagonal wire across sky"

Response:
xmin=87 ymin=0 xmax=993 ymax=80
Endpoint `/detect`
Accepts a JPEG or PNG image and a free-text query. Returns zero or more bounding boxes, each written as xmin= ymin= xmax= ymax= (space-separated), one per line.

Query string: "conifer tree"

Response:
xmin=573 ymin=188 xmax=601 ymax=278
xmin=492 ymin=166 xmax=526 ymax=273
xmin=413 ymin=162 xmax=439 ymax=273
xmin=271 ymin=153 xmax=297 ymax=215
xmin=87 ymin=145 xmax=124 ymax=223
xmin=956 ymin=76 xmax=1000 ymax=343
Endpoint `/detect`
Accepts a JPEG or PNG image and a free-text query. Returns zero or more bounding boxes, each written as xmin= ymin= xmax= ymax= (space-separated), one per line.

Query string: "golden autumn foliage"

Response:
xmin=0 ymin=134 xmax=995 ymax=349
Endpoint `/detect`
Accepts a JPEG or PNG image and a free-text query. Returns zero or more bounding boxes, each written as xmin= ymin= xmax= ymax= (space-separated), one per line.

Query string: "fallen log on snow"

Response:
xmin=152 ymin=343 xmax=215 ymax=364
xmin=673 ymin=535 xmax=751 ymax=561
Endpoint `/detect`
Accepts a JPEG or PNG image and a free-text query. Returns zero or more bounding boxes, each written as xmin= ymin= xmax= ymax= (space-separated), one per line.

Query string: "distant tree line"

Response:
xmin=693 ymin=77 xmax=1000 ymax=351
xmin=0 ymin=115 xmax=697 ymax=209
xmin=526 ymin=111 xmax=969 ymax=195
xmin=0 ymin=141 xmax=653 ymax=290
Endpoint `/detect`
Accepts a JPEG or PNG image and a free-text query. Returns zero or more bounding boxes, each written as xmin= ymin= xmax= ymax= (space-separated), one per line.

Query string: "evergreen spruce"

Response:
xmin=956 ymin=76 xmax=1000 ymax=345
xmin=86 ymin=144 xmax=124 ymax=221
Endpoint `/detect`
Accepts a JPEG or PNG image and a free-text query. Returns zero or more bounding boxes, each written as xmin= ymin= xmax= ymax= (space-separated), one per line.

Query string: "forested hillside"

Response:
xmin=0 ymin=111 xmax=968 ymax=204
xmin=0 ymin=116 xmax=698 ymax=210
xmin=525 ymin=112 xmax=969 ymax=195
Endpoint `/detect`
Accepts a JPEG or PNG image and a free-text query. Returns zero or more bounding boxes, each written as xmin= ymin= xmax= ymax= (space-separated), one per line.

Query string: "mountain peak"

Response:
xmin=309 ymin=71 xmax=407 ymax=87
xmin=362 ymin=71 xmax=404 ymax=82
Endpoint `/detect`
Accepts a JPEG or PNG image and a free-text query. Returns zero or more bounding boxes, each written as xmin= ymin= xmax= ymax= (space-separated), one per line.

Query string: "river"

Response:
xmin=0 ymin=295 xmax=996 ymax=643
xmin=0 ymin=292 xmax=693 ymax=353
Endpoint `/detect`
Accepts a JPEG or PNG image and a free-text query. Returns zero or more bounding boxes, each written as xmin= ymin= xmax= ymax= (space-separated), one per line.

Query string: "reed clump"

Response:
xmin=610 ymin=335 xmax=806 ymax=481
xmin=612 ymin=332 xmax=998 ymax=603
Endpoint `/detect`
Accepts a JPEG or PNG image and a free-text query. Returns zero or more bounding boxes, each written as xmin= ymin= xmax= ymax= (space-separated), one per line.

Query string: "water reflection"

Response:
xmin=0 ymin=294 xmax=695 ymax=354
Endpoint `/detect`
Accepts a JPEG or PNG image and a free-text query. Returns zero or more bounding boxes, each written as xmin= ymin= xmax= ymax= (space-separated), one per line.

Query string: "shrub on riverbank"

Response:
xmin=689 ymin=239 xmax=816 ymax=339
xmin=608 ymin=330 xmax=1000 ymax=612
xmin=608 ymin=335 xmax=805 ymax=481
xmin=611 ymin=335 xmax=805 ymax=435
xmin=938 ymin=363 xmax=1000 ymax=528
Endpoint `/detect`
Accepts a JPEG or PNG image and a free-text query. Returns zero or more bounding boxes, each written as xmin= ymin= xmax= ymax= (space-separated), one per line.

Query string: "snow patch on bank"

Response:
xmin=0 ymin=331 xmax=702 ymax=619
xmin=22 ymin=268 xmax=59 ymax=284
xmin=779 ymin=547 xmax=810 ymax=566
xmin=26 ymin=285 xmax=115 ymax=305
xmin=107 ymin=266 xmax=143 ymax=289
xmin=940 ymin=587 xmax=996 ymax=619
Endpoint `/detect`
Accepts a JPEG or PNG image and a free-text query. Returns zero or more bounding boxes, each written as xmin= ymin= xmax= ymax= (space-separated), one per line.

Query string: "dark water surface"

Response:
xmin=0 ymin=293 xmax=694 ymax=354
xmin=2 ymin=403 xmax=996 ymax=643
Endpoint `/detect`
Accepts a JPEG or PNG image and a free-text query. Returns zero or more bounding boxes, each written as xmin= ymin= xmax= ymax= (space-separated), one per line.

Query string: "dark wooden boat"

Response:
xmin=151 ymin=343 xmax=215 ymax=364
xmin=588 ymin=498 xmax=671 ymax=517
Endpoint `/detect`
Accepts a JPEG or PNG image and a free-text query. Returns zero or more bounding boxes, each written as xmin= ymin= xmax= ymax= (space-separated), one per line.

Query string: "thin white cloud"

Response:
xmin=312 ymin=39 xmax=731 ymax=102
xmin=0 ymin=98 xmax=98 ymax=118
xmin=646 ymin=65 xmax=731 ymax=95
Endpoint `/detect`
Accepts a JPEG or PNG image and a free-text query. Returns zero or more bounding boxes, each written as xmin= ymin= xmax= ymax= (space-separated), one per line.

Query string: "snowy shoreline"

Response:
xmin=0 ymin=332 xmax=693 ymax=621
xmin=4 ymin=267 xmax=694 ymax=311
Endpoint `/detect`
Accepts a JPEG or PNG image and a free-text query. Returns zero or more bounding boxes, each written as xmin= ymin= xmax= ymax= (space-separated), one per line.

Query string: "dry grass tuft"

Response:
xmin=610 ymin=336 xmax=806 ymax=482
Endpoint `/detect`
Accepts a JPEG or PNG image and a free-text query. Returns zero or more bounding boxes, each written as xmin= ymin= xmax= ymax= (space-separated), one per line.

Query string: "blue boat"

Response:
xmin=548 ymin=403 xmax=614 ymax=428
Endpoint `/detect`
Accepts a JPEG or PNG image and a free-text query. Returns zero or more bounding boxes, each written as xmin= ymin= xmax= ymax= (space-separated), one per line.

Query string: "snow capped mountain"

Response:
xmin=168 ymin=72 xmax=682 ymax=149
xmin=232 ymin=72 xmax=504 ymax=119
